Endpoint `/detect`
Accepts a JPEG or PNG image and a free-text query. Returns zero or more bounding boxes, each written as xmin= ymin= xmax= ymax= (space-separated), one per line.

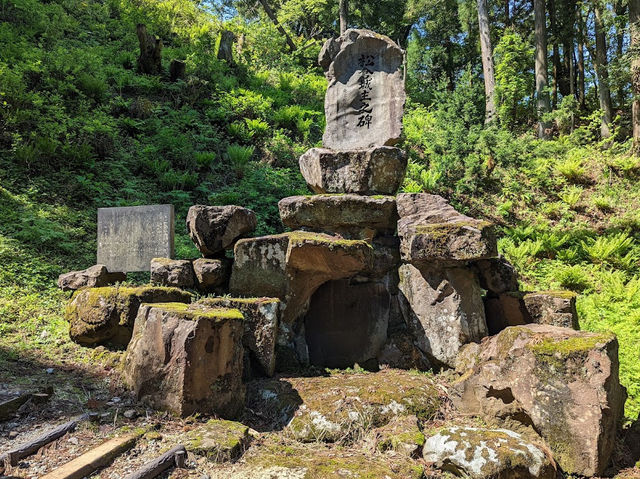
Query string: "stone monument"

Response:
xmin=97 ymin=204 xmax=174 ymax=272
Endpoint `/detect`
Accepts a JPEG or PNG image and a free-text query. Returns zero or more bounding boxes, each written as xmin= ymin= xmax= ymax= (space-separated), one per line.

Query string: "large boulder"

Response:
xmin=186 ymin=205 xmax=257 ymax=257
xmin=123 ymin=303 xmax=245 ymax=418
xmin=298 ymin=147 xmax=407 ymax=195
xmin=192 ymin=258 xmax=232 ymax=293
xmin=423 ymin=426 xmax=556 ymax=478
xmin=319 ymin=29 xmax=405 ymax=150
xmin=398 ymin=264 xmax=487 ymax=367
xmin=150 ymin=258 xmax=195 ymax=289
xmin=278 ymin=194 xmax=397 ymax=240
xmin=453 ymin=324 xmax=627 ymax=477
xmin=303 ymin=279 xmax=389 ymax=369
xmin=230 ymin=232 xmax=372 ymax=325
xmin=193 ymin=297 xmax=280 ymax=377
xmin=246 ymin=369 xmax=440 ymax=443
xmin=65 ymin=285 xmax=191 ymax=347
xmin=396 ymin=194 xmax=497 ymax=264
xmin=57 ymin=264 xmax=126 ymax=291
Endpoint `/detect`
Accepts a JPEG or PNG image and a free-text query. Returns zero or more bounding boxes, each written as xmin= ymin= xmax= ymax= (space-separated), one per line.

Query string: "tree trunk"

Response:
xmin=477 ymin=0 xmax=497 ymax=124
xmin=257 ymin=0 xmax=297 ymax=52
xmin=339 ymin=0 xmax=348 ymax=35
xmin=534 ymin=0 xmax=552 ymax=138
xmin=577 ymin=11 xmax=586 ymax=109
xmin=136 ymin=24 xmax=162 ymax=75
xmin=217 ymin=30 xmax=236 ymax=65
xmin=549 ymin=0 xmax=559 ymax=108
xmin=630 ymin=0 xmax=640 ymax=153
xmin=615 ymin=1 xmax=627 ymax=108
xmin=594 ymin=2 xmax=613 ymax=138
xmin=505 ymin=0 xmax=510 ymax=26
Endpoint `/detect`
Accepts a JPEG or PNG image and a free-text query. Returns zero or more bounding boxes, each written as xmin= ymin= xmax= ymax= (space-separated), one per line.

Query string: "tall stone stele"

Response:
xmin=299 ymin=29 xmax=408 ymax=196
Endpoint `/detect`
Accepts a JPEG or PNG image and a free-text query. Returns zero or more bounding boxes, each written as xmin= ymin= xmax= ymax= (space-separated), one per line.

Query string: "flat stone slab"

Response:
xmin=97 ymin=204 xmax=174 ymax=273
xmin=185 ymin=419 xmax=251 ymax=462
xmin=193 ymin=297 xmax=280 ymax=377
xmin=123 ymin=303 xmax=245 ymax=418
xmin=397 ymin=194 xmax=497 ymax=263
xmin=278 ymin=194 xmax=397 ymax=240
xmin=299 ymin=147 xmax=407 ymax=195
xmin=319 ymin=29 xmax=405 ymax=150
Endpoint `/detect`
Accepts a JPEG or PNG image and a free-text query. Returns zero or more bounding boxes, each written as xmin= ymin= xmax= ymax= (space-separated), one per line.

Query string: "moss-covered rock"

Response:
xmin=522 ymin=291 xmax=579 ymax=329
xmin=423 ymin=426 xmax=556 ymax=478
xmin=206 ymin=437 xmax=424 ymax=479
xmin=452 ymin=324 xmax=626 ymax=477
xmin=372 ymin=414 xmax=424 ymax=457
xmin=185 ymin=419 xmax=252 ymax=462
xmin=278 ymin=194 xmax=398 ymax=240
xmin=65 ymin=285 xmax=192 ymax=347
xmin=246 ymin=369 xmax=440 ymax=444
xmin=122 ymin=302 xmax=245 ymax=418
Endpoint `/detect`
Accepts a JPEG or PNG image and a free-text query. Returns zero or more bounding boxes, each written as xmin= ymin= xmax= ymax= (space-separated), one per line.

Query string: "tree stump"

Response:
xmin=217 ymin=30 xmax=236 ymax=65
xmin=169 ymin=60 xmax=186 ymax=82
xmin=137 ymin=24 xmax=162 ymax=75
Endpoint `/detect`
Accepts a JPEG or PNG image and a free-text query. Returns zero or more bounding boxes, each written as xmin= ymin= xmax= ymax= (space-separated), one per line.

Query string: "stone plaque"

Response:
xmin=319 ymin=29 xmax=405 ymax=150
xmin=97 ymin=205 xmax=174 ymax=272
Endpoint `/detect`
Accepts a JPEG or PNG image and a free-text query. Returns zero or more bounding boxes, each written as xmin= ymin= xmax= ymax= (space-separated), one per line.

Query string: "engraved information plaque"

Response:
xmin=97 ymin=205 xmax=174 ymax=272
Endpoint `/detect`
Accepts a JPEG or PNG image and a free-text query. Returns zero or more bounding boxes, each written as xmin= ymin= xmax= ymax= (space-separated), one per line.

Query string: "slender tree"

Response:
xmin=339 ymin=0 xmax=348 ymax=34
xmin=631 ymin=0 xmax=640 ymax=153
xmin=478 ymin=0 xmax=497 ymax=124
xmin=257 ymin=0 xmax=297 ymax=52
xmin=534 ymin=0 xmax=551 ymax=138
xmin=577 ymin=9 xmax=587 ymax=109
xmin=594 ymin=1 xmax=613 ymax=138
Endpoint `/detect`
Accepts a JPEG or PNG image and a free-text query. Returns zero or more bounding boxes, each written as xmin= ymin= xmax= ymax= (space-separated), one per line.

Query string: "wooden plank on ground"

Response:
xmin=1 ymin=414 xmax=88 ymax=466
xmin=39 ymin=432 xmax=140 ymax=479
xmin=123 ymin=445 xmax=186 ymax=479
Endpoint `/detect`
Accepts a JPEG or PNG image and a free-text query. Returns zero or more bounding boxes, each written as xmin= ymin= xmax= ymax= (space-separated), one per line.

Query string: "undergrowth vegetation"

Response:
xmin=1 ymin=0 xmax=639 ymax=420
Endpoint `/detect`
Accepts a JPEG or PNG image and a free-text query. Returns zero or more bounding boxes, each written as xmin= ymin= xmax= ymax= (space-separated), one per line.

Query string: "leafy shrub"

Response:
xmin=225 ymin=144 xmax=255 ymax=177
xmin=558 ymin=186 xmax=583 ymax=208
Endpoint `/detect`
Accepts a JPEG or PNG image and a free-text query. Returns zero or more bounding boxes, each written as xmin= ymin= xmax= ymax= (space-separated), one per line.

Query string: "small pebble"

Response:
xmin=68 ymin=437 xmax=79 ymax=445
xmin=111 ymin=397 xmax=121 ymax=403
xmin=8 ymin=431 xmax=18 ymax=439
xmin=46 ymin=368 xmax=54 ymax=374
xmin=124 ymin=409 xmax=137 ymax=419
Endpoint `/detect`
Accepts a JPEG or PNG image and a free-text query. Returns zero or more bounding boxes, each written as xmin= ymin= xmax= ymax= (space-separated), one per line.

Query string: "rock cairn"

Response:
xmin=59 ymin=29 xmax=627 ymax=475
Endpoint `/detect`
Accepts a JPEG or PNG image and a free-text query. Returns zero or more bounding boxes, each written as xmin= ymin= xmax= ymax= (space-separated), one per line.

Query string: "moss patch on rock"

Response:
xmin=186 ymin=419 xmax=251 ymax=462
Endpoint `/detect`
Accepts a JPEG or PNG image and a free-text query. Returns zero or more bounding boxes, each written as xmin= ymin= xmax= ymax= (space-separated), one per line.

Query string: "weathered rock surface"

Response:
xmin=246 ymin=369 xmax=440 ymax=443
xmin=319 ymin=29 xmax=405 ymax=150
xmin=123 ymin=303 xmax=245 ymax=418
xmin=192 ymin=257 xmax=232 ymax=293
xmin=398 ymin=264 xmax=487 ymax=367
xmin=193 ymin=297 xmax=280 ymax=377
xmin=377 ymin=330 xmax=433 ymax=371
xmin=453 ymin=324 xmax=627 ymax=477
xmin=57 ymin=264 xmax=126 ymax=291
xmin=485 ymin=290 xmax=579 ymax=335
xmin=278 ymin=194 xmax=397 ymax=240
xmin=206 ymin=437 xmax=424 ymax=479
xmin=423 ymin=426 xmax=556 ymax=478
xmin=373 ymin=414 xmax=424 ymax=458
xmin=150 ymin=258 xmax=195 ymax=289
xmin=65 ymin=285 xmax=191 ymax=347
xmin=484 ymin=292 xmax=529 ymax=335
xmin=186 ymin=205 xmax=257 ymax=257
xmin=523 ymin=291 xmax=579 ymax=329
xmin=397 ymin=194 xmax=497 ymax=264
xmin=298 ymin=147 xmax=407 ymax=195
xmin=185 ymin=419 xmax=251 ymax=462
xmin=304 ymin=279 xmax=389 ymax=369
xmin=230 ymin=232 xmax=372 ymax=325
xmin=472 ymin=256 xmax=519 ymax=294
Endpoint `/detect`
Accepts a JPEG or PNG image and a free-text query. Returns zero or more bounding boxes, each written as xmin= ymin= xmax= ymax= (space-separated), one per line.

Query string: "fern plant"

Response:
xmin=581 ymin=232 xmax=635 ymax=267
xmin=225 ymin=144 xmax=255 ymax=178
